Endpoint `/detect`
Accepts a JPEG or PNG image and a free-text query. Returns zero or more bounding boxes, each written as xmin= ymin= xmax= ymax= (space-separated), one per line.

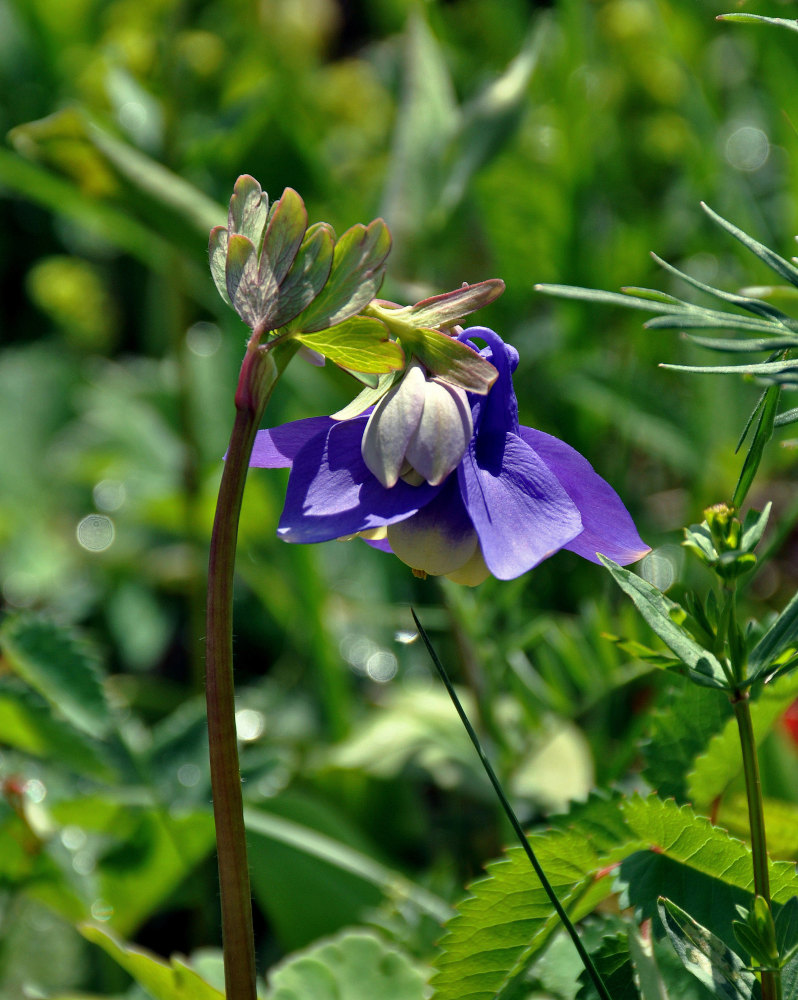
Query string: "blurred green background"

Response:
xmin=2 ymin=0 xmax=798 ymax=995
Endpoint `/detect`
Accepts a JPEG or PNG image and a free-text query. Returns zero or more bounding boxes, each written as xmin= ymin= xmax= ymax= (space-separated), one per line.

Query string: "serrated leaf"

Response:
xmin=264 ymin=930 xmax=428 ymax=1000
xmin=642 ymin=680 xmax=731 ymax=801
xmin=295 ymin=316 xmax=404 ymax=374
xmin=52 ymin=798 xmax=216 ymax=936
xmin=576 ymin=934 xmax=639 ymax=1000
xmin=687 ymin=669 xmax=798 ymax=807
xmin=431 ymin=794 xmax=798 ymax=1000
xmin=0 ymin=615 xmax=111 ymax=738
xmin=227 ymin=173 xmax=269 ymax=246
xmin=293 ymin=220 xmax=391 ymax=332
xmin=0 ymin=682 xmax=114 ymax=780
xmin=80 ymin=924 xmax=224 ymax=1000
xmin=748 ymin=588 xmax=798 ymax=683
xmin=775 ymin=896 xmax=798 ymax=958
xmin=399 ymin=326 xmax=498 ymax=393
xmin=258 ymin=187 xmax=308 ymax=310
xmin=269 ymin=222 xmax=335 ymax=330
xmin=658 ymin=899 xmax=757 ymax=1000
xmin=598 ymin=557 xmax=728 ymax=688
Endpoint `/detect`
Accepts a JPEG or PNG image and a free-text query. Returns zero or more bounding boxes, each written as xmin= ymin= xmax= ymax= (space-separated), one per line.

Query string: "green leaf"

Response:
xmin=227 ymin=173 xmax=270 ymax=245
xmin=80 ymin=924 xmax=224 ymax=1000
xmin=641 ymin=680 xmax=731 ymax=801
xmin=331 ymin=372 xmax=402 ymax=420
xmin=701 ymin=202 xmax=798 ymax=290
xmin=258 ymin=187 xmax=308 ymax=309
xmin=683 ymin=335 xmax=798 ymax=353
xmin=293 ymin=219 xmax=391 ymax=332
xmin=687 ymin=669 xmax=798 ymax=808
xmin=431 ymin=793 xmax=798 ymax=1000
xmin=208 ymin=226 xmax=231 ymax=306
xmin=225 ymin=233 xmax=259 ymax=326
xmin=598 ymin=557 xmax=729 ymax=688
xmin=397 ymin=325 xmax=498 ymax=392
xmin=741 ymin=503 xmax=772 ymax=555
xmin=717 ymin=13 xmax=798 ymax=34
xmin=295 ymin=316 xmax=404 ymax=374
xmin=748 ymin=588 xmax=798 ymax=683
xmin=244 ymin=805 xmax=450 ymax=925
xmin=650 ymin=252 xmax=797 ymax=326
xmin=439 ymin=26 xmax=543 ymax=216
xmin=381 ymin=11 xmax=458 ymax=243
xmin=576 ymin=934 xmax=639 ymax=1000
xmin=775 ymin=897 xmax=798 ymax=961
xmin=399 ymin=280 xmax=505 ymax=329
xmin=264 ymin=930 xmax=429 ymax=1000
xmin=0 ymin=615 xmax=111 ymax=738
xmin=661 ymin=359 xmax=798 ymax=376
xmin=733 ymin=383 xmax=780 ymax=508
xmin=0 ymin=683 xmax=113 ymax=780
xmin=269 ymin=222 xmax=335 ymax=330
xmin=658 ymin=898 xmax=757 ymax=1000
xmin=50 ymin=799 xmax=216 ymax=936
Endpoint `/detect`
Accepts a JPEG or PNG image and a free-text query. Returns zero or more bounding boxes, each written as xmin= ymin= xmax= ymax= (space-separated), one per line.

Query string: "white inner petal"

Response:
xmin=405 ymin=380 xmax=472 ymax=486
xmin=388 ymin=511 xmax=478 ymax=576
xmin=361 ymin=363 xmax=426 ymax=488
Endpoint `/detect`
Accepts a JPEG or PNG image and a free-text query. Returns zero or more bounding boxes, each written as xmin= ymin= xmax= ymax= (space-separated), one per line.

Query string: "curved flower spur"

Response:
xmin=251 ymin=325 xmax=650 ymax=585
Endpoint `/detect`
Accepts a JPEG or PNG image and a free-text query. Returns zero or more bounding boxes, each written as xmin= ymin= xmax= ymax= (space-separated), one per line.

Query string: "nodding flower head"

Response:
xmin=360 ymin=361 xmax=473 ymax=489
xmin=249 ymin=327 xmax=650 ymax=585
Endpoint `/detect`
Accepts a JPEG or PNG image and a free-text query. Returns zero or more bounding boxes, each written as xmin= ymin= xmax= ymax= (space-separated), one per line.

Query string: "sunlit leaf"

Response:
xmin=398 ymin=326 xmax=498 ymax=392
xmin=264 ymin=930 xmax=428 ymax=1000
xmin=258 ymin=187 xmax=308 ymax=306
xmin=598 ymin=557 xmax=728 ymax=688
xmin=295 ymin=316 xmax=404 ymax=374
xmin=701 ymin=202 xmax=798 ymax=290
xmin=269 ymin=222 xmax=335 ymax=330
xmin=0 ymin=615 xmax=111 ymax=738
xmin=80 ymin=924 xmax=224 ymax=1000
xmin=733 ymin=382 xmax=780 ymax=508
xmin=575 ymin=934 xmax=638 ymax=1000
xmin=227 ymin=173 xmax=269 ymax=245
xmin=293 ymin=219 xmax=391 ymax=332
xmin=398 ymin=279 xmax=505 ymax=329
xmin=717 ymin=13 xmax=798 ymax=33
xmin=686 ymin=669 xmax=798 ymax=808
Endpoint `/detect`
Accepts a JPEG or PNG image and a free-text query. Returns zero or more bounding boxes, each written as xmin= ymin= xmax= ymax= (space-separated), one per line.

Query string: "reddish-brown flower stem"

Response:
xmin=205 ymin=333 xmax=295 ymax=1000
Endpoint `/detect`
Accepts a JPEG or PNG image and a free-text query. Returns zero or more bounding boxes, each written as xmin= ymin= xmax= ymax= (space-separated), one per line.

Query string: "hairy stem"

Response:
xmin=206 ymin=334 xmax=293 ymax=1000
xmin=733 ymin=691 xmax=780 ymax=1000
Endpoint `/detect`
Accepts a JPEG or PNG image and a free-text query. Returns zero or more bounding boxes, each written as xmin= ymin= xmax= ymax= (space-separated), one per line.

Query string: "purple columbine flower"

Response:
xmin=250 ymin=326 xmax=650 ymax=585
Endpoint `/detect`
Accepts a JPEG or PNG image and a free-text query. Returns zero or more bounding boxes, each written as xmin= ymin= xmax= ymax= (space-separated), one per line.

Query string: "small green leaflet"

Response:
xmin=295 ymin=316 xmax=405 ymax=374
xmin=658 ymin=898 xmax=757 ymax=1000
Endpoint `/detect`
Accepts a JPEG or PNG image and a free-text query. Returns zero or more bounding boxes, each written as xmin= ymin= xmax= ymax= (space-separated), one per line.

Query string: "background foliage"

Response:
xmin=1 ymin=0 xmax=798 ymax=996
